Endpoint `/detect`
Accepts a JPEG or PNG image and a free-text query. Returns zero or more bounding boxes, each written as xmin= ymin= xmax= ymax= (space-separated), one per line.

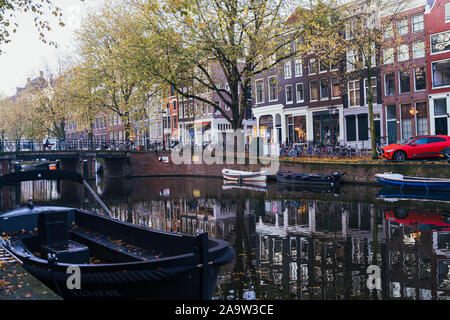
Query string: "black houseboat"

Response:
xmin=0 ymin=170 xmax=234 ymax=300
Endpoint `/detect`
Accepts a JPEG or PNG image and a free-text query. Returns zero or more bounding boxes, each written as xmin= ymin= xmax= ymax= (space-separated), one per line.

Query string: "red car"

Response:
xmin=386 ymin=209 xmax=450 ymax=232
xmin=381 ymin=135 xmax=450 ymax=162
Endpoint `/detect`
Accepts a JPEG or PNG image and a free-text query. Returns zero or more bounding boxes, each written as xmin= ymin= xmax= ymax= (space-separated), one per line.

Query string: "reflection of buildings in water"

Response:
xmin=20 ymin=180 xmax=60 ymax=203
xmin=108 ymin=198 xmax=253 ymax=240
xmin=254 ymin=200 xmax=450 ymax=300
xmin=435 ymin=232 xmax=450 ymax=297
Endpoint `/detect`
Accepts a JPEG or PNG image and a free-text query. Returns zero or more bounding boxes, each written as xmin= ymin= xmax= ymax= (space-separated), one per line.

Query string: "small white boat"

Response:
xmin=222 ymin=180 xmax=267 ymax=192
xmin=222 ymin=169 xmax=267 ymax=183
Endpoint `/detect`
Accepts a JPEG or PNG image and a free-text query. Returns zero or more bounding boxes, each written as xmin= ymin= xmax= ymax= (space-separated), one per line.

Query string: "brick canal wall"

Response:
xmin=128 ymin=152 xmax=450 ymax=184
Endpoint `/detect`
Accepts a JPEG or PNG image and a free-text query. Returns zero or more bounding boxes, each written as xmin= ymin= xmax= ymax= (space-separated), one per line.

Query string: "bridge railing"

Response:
xmin=0 ymin=139 xmax=171 ymax=153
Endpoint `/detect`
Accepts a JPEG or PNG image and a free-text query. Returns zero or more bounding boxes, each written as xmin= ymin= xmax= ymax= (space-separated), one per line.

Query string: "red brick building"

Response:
xmin=381 ymin=1 xmax=430 ymax=145
xmin=425 ymin=0 xmax=450 ymax=136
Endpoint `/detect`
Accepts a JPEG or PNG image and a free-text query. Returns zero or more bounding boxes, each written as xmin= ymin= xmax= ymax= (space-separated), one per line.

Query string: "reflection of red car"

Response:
xmin=381 ymin=135 xmax=450 ymax=162
xmin=386 ymin=209 xmax=450 ymax=232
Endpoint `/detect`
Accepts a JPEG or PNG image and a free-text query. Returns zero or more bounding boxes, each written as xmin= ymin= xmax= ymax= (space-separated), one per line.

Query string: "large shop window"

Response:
xmin=432 ymin=60 xmax=450 ymax=88
xmin=287 ymin=116 xmax=307 ymax=144
xmin=357 ymin=114 xmax=369 ymax=141
xmin=313 ymin=112 xmax=340 ymax=146
xmin=346 ymin=116 xmax=357 ymax=142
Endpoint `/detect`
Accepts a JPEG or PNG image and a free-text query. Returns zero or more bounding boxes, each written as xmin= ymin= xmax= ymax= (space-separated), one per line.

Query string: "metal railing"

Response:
xmin=0 ymin=139 xmax=173 ymax=153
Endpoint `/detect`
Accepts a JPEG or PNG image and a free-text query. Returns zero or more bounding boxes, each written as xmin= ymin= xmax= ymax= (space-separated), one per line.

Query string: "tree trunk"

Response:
xmin=367 ymin=74 xmax=378 ymax=159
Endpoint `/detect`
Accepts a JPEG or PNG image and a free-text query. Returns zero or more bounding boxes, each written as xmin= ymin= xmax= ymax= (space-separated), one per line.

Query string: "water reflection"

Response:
xmin=1 ymin=177 xmax=449 ymax=300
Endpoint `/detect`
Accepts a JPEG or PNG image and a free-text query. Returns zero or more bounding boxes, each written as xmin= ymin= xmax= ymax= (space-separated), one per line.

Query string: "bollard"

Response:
xmin=194 ymin=232 xmax=209 ymax=300
xmin=14 ymin=161 xmax=21 ymax=173
xmin=83 ymin=160 xmax=88 ymax=181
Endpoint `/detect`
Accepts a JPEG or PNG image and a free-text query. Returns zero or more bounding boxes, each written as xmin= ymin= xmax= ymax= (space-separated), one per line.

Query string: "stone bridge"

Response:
xmin=0 ymin=150 xmax=132 ymax=179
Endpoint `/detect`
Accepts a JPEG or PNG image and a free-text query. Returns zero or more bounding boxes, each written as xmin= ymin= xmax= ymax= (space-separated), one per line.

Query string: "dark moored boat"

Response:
xmin=0 ymin=170 xmax=234 ymax=300
xmin=375 ymin=173 xmax=450 ymax=191
xmin=276 ymin=171 xmax=344 ymax=187
xmin=277 ymin=183 xmax=341 ymax=194
xmin=377 ymin=188 xmax=450 ymax=204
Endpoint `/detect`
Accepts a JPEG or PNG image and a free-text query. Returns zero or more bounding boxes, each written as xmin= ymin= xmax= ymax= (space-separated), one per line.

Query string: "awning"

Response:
xmin=192 ymin=121 xmax=211 ymax=129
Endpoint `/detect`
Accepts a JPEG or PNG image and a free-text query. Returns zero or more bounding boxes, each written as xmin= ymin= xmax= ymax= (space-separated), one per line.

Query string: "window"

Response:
xmin=173 ymin=101 xmax=177 ymax=111
xmin=401 ymin=104 xmax=413 ymax=140
xmin=429 ymin=137 xmax=447 ymax=143
xmin=434 ymin=98 xmax=447 ymax=116
xmin=432 ymin=59 xmax=450 ymax=88
xmin=416 ymin=102 xmax=428 ymax=136
xmin=296 ymin=83 xmax=304 ymax=103
xmin=412 ymin=41 xmax=425 ymax=59
xmin=319 ymin=59 xmax=327 ymax=73
xmin=414 ymin=66 xmax=426 ymax=91
xmin=179 ymin=104 xmax=184 ymax=118
xmin=399 ymin=70 xmax=410 ymax=94
xmin=383 ymin=48 xmax=394 ymax=64
xmin=347 ymin=50 xmax=356 ymax=72
xmin=411 ymin=137 xmax=429 ymax=145
xmin=398 ymin=44 xmax=409 ymax=61
xmin=331 ymin=77 xmax=340 ymax=98
xmin=345 ymin=22 xmax=354 ymax=40
xmin=383 ymin=22 xmax=393 ymax=40
xmin=308 ymin=59 xmax=317 ymax=75
xmin=385 ymin=72 xmax=395 ymax=96
xmin=255 ymin=80 xmax=264 ymax=103
xmin=320 ymin=79 xmax=329 ymax=99
xmin=358 ymin=114 xmax=369 ymax=141
xmin=387 ymin=105 xmax=397 ymax=120
xmin=411 ymin=14 xmax=424 ymax=33
xmin=446 ymin=3 xmax=450 ymax=22
xmin=348 ymin=80 xmax=360 ymax=107
xmin=310 ymin=80 xmax=318 ymax=101
xmin=284 ymin=61 xmax=292 ymax=79
xmin=295 ymin=59 xmax=303 ymax=77
xmin=268 ymin=76 xmax=278 ymax=101
xmin=397 ymin=18 xmax=408 ymax=36
xmin=431 ymin=31 xmax=450 ymax=54
xmin=364 ymin=77 xmax=377 ymax=105
xmin=285 ymin=85 xmax=293 ymax=103
xmin=346 ymin=116 xmax=356 ymax=141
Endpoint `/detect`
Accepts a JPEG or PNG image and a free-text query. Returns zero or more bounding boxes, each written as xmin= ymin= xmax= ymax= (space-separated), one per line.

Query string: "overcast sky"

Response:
xmin=0 ymin=0 xmax=101 ymax=97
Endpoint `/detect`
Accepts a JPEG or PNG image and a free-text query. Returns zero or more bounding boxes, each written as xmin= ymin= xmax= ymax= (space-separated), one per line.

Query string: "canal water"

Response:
xmin=1 ymin=176 xmax=449 ymax=300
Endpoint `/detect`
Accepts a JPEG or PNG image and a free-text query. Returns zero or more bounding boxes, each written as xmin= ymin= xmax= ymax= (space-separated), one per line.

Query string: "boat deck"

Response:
xmin=71 ymin=228 xmax=162 ymax=262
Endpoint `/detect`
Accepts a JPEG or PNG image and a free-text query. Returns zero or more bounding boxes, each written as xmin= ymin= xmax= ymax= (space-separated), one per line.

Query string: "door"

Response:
xmin=387 ymin=122 xmax=397 ymax=145
xmin=435 ymin=118 xmax=448 ymax=135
